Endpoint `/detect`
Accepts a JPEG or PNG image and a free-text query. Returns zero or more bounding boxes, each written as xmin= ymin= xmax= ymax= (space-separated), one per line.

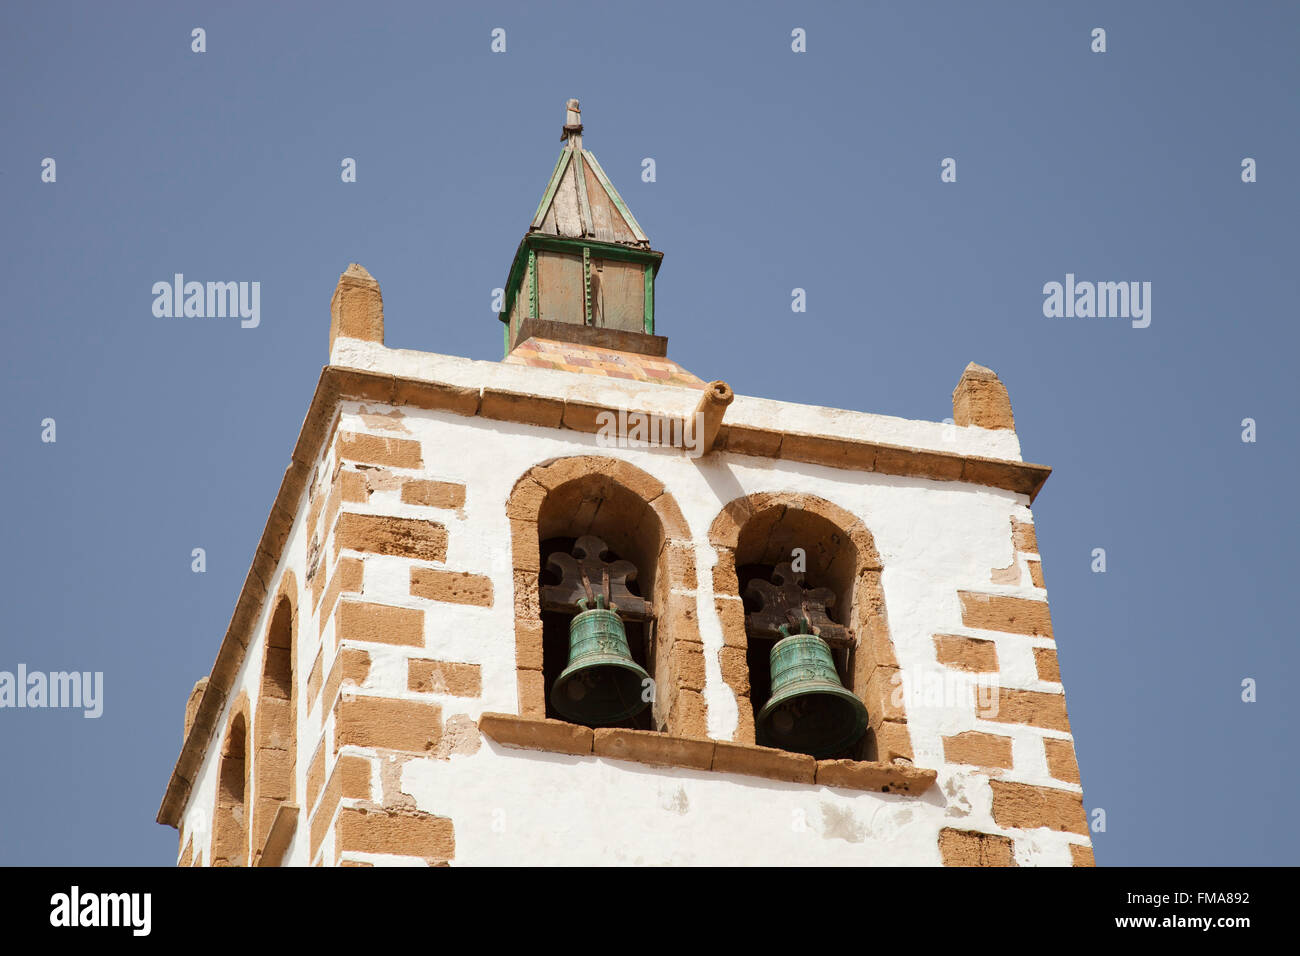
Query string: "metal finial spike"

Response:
xmin=562 ymin=98 xmax=583 ymax=147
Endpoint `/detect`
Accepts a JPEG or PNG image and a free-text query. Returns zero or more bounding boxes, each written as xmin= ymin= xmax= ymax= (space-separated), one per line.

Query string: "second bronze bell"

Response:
xmin=756 ymin=621 xmax=869 ymax=758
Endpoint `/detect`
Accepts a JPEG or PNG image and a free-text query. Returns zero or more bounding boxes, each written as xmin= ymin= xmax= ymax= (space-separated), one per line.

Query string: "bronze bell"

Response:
xmin=550 ymin=596 xmax=651 ymax=726
xmin=757 ymin=620 xmax=869 ymax=758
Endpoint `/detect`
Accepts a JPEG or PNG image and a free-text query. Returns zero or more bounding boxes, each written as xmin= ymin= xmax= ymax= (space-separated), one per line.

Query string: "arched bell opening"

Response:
xmin=734 ymin=506 xmax=868 ymax=760
xmin=252 ymin=588 xmax=295 ymax=861
xmin=212 ymin=707 xmax=249 ymax=866
xmin=540 ymin=536 xmax=654 ymax=730
xmin=535 ymin=475 xmax=664 ymax=731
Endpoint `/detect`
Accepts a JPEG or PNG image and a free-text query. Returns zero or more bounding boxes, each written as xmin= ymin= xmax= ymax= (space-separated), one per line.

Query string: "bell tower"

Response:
xmin=160 ymin=99 xmax=1094 ymax=868
xmin=500 ymin=99 xmax=663 ymax=356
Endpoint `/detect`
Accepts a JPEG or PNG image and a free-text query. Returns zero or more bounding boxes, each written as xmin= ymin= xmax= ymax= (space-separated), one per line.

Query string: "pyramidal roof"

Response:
xmin=529 ymin=99 xmax=649 ymax=248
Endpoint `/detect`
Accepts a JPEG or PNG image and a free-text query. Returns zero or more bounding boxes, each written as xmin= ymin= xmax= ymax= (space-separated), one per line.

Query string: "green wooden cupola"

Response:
xmin=499 ymin=99 xmax=664 ymax=356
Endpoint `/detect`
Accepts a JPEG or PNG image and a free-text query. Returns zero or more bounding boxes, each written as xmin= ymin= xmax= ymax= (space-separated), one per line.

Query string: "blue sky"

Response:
xmin=1 ymin=1 xmax=1297 ymax=865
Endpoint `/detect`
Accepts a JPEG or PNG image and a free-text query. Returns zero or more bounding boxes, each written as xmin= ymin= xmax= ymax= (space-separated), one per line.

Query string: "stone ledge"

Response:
xmin=255 ymin=804 xmax=299 ymax=867
xmin=593 ymin=727 xmax=715 ymax=771
xmin=815 ymin=759 xmax=938 ymax=795
xmin=713 ymin=739 xmax=815 ymax=784
xmin=478 ymin=713 xmax=593 ymax=756
xmin=477 ymin=713 xmax=934 ymax=794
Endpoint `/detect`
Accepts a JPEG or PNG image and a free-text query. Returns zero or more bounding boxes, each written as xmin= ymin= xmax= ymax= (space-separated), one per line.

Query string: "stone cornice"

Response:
xmin=332 ymin=363 xmax=1051 ymax=499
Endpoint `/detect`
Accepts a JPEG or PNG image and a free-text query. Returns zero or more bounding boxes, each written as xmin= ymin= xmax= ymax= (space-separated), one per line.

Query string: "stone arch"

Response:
xmin=211 ymin=691 xmax=251 ymax=866
xmin=506 ymin=456 xmax=704 ymax=737
xmin=252 ymin=570 xmax=297 ymax=862
xmin=708 ymin=492 xmax=912 ymax=762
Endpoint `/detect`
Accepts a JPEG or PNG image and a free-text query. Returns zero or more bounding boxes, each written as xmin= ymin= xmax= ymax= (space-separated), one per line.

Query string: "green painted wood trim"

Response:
xmin=498 ymin=238 xmax=530 ymax=325
xmin=503 ymin=319 xmax=510 ymax=357
xmin=582 ymin=149 xmax=648 ymax=243
xmin=523 ymin=232 xmax=662 ymax=268
xmin=643 ymin=263 xmax=654 ymax=334
xmin=527 ymin=249 xmax=537 ymax=319
xmin=572 ymin=149 xmax=594 ymax=237
xmin=583 ymin=246 xmax=592 ymax=325
xmin=531 ymin=150 xmax=572 ymax=229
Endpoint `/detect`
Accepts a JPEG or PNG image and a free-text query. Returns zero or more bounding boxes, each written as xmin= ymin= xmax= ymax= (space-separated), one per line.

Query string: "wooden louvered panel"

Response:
xmin=591 ymin=258 xmax=644 ymax=332
xmin=535 ymin=250 xmax=585 ymax=323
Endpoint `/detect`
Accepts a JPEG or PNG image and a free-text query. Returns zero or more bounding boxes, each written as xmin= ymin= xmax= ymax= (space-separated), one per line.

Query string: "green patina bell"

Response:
xmin=757 ymin=621 xmax=869 ymax=758
xmin=550 ymin=596 xmax=650 ymax=726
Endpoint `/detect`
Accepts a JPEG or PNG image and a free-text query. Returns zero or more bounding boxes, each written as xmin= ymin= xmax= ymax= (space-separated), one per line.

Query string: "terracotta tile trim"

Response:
xmin=162 ymin=363 xmax=1045 ymax=828
xmin=478 ymin=713 xmax=935 ymax=795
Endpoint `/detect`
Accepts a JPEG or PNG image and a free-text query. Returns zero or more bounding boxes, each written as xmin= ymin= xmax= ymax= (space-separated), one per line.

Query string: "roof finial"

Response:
xmin=561 ymin=98 xmax=583 ymax=149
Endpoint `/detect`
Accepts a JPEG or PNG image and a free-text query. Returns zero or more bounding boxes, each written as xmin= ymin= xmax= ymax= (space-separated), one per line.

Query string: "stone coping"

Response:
xmin=478 ymin=713 xmax=937 ymax=796
xmin=332 ymin=337 xmax=1027 ymax=463
xmin=160 ymin=360 xmax=1025 ymax=827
